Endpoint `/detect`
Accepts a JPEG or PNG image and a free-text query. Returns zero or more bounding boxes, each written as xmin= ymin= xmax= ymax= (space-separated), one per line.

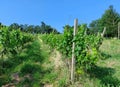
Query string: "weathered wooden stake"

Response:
xmin=101 ymin=27 xmax=106 ymax=37
xmin=71 ymin=19 xmax=78 ymax=84
xmin=118 ymin=22 xmax=120 ymax=39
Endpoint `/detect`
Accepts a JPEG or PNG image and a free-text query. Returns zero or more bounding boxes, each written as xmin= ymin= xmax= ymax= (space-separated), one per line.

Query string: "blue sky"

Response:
xmin=0 ymin=0 xmax=120 ymax=32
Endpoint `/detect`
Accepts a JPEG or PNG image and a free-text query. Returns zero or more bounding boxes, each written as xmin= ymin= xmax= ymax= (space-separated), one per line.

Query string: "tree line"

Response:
xmin=89 ymin=5 xmax=120 ymax=37
xmin=63 ymin=5 xmax=120 ymax=38
xmin=0 ymin=5 xmax=120 ymax=37
xmin=0 ymin=22 xmax=60 ymax=34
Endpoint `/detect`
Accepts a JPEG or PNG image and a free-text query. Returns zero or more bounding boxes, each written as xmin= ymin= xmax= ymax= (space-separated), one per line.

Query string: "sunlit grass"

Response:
xmin=97 ymin=39 xmax=120 ymax=86
xmin=76 ymin=39 xmax=120 ymax=87
xmin=100 ymin=39 xmax=120 ymax=59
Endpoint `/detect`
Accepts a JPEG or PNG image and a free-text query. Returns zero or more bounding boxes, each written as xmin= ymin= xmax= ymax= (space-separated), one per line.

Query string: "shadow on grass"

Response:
xmin=87 ymin=66 xmax=120 ymax=86
xmin=0 ymin=40 xmax=57 ymax=86
xmin=100 ymin=52 xmax=111 ymax=60
xmin=14 ymin=41 xmax=45 ymax=64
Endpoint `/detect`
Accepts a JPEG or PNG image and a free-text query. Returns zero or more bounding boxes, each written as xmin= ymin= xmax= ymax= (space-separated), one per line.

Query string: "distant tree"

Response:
xmin=40 ymin=22 xmax=59 ymax=34
xmin=8 ymin=23 xmax=20 ymax=30
xmin=19 ymin=24 xmax=29 ymax=32
xmin=45 ymin=25 xmax=53 ymax=33
xmin=52 ymin=29 xmax=60 ymax=34
xmin=89 ymin=5 xmax=120 ymax=37
xmin=34 ymin=25 xmax=41 ymax=33
xmin=27 ymin=25 xmax=35 ymax=33
xmin=0 ymin=22 xmax=4 ymax=29
xmin=41 ymin=22 xmax=46 ymax=33
xmin=0 ymin=22 xmax=2 ymax=27
xmin=7 ymin=22 xmax=59 ymax=34
xmin=89 ymin=19 xmax=103 ymax=34
xmin=101 ymin=5 xmax=120 ymax=37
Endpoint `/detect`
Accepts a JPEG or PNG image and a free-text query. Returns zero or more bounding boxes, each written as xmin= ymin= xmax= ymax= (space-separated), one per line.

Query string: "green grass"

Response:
xmin=99 ymin=39 xmax=120 ymax=77
xmin=100 ymin=39 xmax=120 ymax=59
xmin=83 ymin=39 xmax=120 ymax=87
xmin=0 ymin=36 xmax=57 ymax=87
xmin=71 ymin=39 xmax=120 ymax=87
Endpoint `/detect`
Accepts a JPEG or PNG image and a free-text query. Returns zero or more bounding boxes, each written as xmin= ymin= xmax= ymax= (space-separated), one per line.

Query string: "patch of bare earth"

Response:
xmin=107 ymin=61 xmax=116 ymax=67
xmin=44 ymin=84 xmax=53 ymax=87
xmin=50 ymin=50 xmax=64 ymax=69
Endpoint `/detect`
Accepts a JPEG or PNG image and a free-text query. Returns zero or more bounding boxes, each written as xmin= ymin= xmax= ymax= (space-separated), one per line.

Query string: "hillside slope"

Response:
xmin=1 ymin=37 xmax=120 ymax=87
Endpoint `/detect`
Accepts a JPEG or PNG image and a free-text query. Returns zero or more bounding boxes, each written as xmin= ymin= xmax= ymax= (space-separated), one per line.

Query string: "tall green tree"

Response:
xmin=89 ymin=5 xmax=120 ymax=37
xmin=40 ymin=22 xmax=59 ymax=34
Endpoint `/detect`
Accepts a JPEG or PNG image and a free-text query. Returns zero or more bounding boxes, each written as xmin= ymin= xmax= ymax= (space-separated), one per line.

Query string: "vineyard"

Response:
xmin=0 ymin=24 xmax=120 ymax=87
xmin=0 ymin=27 xmax=33 ymax=57
xmin=41 ymin=24 xmax=102 ymax=76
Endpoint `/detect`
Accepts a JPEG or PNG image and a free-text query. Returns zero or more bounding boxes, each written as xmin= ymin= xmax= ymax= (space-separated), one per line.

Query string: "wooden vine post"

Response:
xmin=118 ymin=22 xmax=120 ymax=39
xmin=71 ymin=19 xmax=78 ymax=84
xmin=101 ymin=27 xmax=106 ymax=37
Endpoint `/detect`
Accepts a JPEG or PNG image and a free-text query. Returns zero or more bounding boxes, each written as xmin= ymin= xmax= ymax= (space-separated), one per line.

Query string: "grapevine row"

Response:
xmin=0 ymin=27 xmax=33 ymax=56
xmin=41 ymin=24 xmax=103 ymax=74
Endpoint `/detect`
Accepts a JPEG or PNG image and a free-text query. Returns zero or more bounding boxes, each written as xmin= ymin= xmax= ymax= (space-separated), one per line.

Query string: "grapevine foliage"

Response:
xmin=41 ymin=25 xmax=103 ymax=74
xmin=0 ymin=27 xmax=33 ymax=56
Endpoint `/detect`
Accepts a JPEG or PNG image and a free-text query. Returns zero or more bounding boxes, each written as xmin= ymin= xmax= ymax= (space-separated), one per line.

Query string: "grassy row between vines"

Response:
xmin=0 ymin=36 xmax=58 ymax=87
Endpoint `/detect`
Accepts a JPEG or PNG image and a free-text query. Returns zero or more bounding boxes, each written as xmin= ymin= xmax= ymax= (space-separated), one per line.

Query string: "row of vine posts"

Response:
xmin=102 ymin=22 xmax=120 ymax=38
xmin=70 ymin=19 xmax=120 ymax=84
xmin=95 ymin=22 xmax=120 ymax=38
